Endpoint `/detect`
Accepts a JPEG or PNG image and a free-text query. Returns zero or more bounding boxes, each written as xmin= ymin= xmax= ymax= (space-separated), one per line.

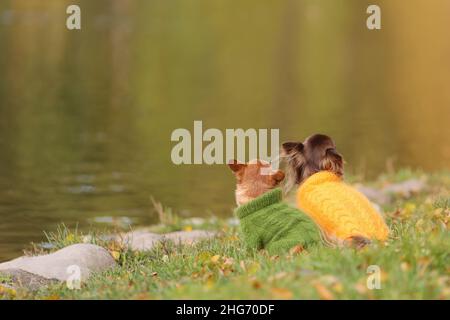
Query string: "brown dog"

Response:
xmin=228 ymin=160 xmax=285 ymax=206
xmin=282 ymin=134 xmax=372 ymax=249
xmin=281 ymin=134 xmax=344 ymax=192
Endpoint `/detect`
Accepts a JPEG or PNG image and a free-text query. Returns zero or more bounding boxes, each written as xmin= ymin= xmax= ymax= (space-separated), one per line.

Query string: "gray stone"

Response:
xmin=356 ymin=185 xmax=391 ymax=205
xmin=121 ymin=231 xmax=162 ymax=251
xmin=382 ymin=179 xmax=426 ymax=197
xmin=118 ymin=230 xmax=217 ymax=251
xmin=0 ymin=244 xmax=116 ymax=282
xmin=0 ymin=268 xmax=57 ymax=291
xmin=163 ymin=230 xmax=216 ymax=245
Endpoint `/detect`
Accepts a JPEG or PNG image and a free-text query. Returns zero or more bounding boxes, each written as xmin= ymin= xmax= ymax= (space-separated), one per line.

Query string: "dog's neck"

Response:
xmin=235 ymin=184 xmax=275 ymax=206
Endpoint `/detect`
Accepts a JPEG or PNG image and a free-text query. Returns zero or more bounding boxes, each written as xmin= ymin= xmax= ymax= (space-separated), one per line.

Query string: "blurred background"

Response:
xmin=0 ymin=0 xmax=449 ymax=261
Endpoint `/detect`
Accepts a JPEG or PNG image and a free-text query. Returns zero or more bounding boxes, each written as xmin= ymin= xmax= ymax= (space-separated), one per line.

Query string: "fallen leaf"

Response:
xmin=270 ymin=255 xmax=280 ymax=261
xmin=400 ymin=262 xmax=410 ymax=272
xmin=223 ymin=257 xmax=234 ymax=266
xmin=247 ymin=262 xmax=261 ymax=275
xmin=289 ymin=245 xmax=304 ymax=256
xmin=271 ymin=287 xmax=293 ymax=299
xmin=354 ymin=282 xmax=368 ymax=295
xmin=0 ymin=285 xmax=16 ymax=298
xmin=313 ymin=282 xmax=335 ymax=300
xmin=110 ymin=250 xmax=121 ymax=261
xmin=250 ymin=277 xmax=262 ymax=289
xmin=135 ymin=293 xmax=151 ymax=300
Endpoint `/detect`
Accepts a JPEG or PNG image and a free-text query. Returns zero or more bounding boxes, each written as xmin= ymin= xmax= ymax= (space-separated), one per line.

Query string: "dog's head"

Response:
xmin=281 ymin=134 xmax=344 ymax=188
xmin=228 ymin=159 xmax=285 ymax=206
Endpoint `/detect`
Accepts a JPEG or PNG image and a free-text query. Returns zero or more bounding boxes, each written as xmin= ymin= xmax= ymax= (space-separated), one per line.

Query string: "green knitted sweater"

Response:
xmin=235 ymin=188 xmax=321 ymax=254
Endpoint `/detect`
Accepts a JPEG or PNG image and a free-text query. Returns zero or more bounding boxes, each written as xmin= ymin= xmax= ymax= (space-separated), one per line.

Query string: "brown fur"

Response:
xmin=281 ymin=134 xmax=344 ymax=192
xmin=281 ymin=134 xmax=370 ymax=249
xmin=228 ymin=159 xmax=285 ymax=206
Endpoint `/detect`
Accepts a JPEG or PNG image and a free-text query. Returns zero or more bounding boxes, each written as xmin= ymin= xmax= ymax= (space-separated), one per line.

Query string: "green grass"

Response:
xmin=3 ymin=171 xmax=450 ymax=300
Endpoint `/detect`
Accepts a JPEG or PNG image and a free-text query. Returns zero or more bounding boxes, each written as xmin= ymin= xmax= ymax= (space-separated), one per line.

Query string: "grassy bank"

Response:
xmin=2 ymin=170 xmax=449 ymax=300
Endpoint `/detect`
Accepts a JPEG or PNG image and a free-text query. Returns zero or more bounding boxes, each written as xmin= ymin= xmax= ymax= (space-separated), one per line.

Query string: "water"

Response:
xmin=0 ymin=0 xmax=449 ymax=261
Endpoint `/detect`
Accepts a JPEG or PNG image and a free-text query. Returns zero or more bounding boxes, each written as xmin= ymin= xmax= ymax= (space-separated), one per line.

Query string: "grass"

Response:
xmin=2 ymin=170 xmax=449 ymax=300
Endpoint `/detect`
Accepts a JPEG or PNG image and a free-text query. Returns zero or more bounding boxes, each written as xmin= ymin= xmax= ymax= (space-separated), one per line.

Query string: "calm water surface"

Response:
xmin=0 ymin=0 xmax=449 ymax=261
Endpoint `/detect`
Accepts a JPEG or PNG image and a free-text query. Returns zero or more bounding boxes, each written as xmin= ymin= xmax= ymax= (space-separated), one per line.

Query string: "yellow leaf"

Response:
xmin=400 ymin=262 xmax=410 ymax=271
xmin=110 ymin=250 xmax=121 ymax=261
xmin=354 ymin=282 xmax=367 ymax=295
xmin=183 ymin=225 xmax=193 ymax=232
xmin=332 ymin=282 xmax=343 ymax=293
xmin=247 ymin=262 xmax=260 ymax=275
xmin=402 ymin=203 xmax=416 ymax=217
xmin=197 ymin=251 xmax=212 ymax=264
xmin=271 ymin=287 xmax=293 ymax=299
xmin=313 ymin=282 xmax=335 ymax=300
xmin=210 ymin=255 xmax=221 ymax=264
xmin=0 ymin=284 xmax=16 ymax=298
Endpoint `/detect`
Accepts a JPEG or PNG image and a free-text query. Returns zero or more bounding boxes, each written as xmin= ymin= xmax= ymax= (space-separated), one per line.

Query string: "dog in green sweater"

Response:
xmin=229 ymin=160 xmax=322 ymax=254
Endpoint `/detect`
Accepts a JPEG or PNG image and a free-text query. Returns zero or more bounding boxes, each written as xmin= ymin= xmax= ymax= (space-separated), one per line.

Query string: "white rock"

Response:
xmin=0 ymin=244 xmax=116 ymax=282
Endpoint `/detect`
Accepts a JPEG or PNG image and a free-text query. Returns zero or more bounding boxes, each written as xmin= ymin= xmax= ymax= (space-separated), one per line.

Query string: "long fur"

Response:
xmin=281 ymin=134 xmax=370 ymax=249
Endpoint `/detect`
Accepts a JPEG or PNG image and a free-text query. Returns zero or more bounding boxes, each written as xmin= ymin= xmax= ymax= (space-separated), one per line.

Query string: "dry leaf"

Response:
xmin=313 ymin=282 xmax=335 ymax=300
xmin=247 ymin=262 xmax=261 ymax=275
xmin=110 ymin=250 xmax=121 ymax=261
xmin=400 ymin=262 xmax=410 ymax=272
xmin=271 ymin=287 xmax=293 ymax=299
xmin=354 ymin=282 xmax=367 ymax=295
xmin=250 ymin=277 xmax=262 ymax=289
xmin=289 ymin=245 xmax=304 ymax=255
xmin=0 ymin=285 xmax=16 ymax=298
xmin=223 ymin=257 xmax=234 ymax=266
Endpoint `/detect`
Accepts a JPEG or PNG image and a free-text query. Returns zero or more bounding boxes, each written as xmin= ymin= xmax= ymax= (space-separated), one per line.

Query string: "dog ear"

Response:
xmin=228 ymin=160 xmax=246 ymax=173
xmin=272 ymin=170 xmax=285 ymax=183
xmin=281 ymin=141 xmax=303 ymax=155
xmin=320 ymin=148 xmax=344 ymax=176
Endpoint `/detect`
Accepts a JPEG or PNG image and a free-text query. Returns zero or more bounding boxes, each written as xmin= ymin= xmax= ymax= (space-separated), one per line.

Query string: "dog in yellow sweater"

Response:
xmin=282 ymin=134 xmax=389 ymax=247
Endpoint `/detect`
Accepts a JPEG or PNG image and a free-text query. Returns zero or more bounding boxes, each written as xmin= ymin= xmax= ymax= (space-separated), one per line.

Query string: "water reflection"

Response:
xmin=0 ymin=0 xmax=449 ymax=261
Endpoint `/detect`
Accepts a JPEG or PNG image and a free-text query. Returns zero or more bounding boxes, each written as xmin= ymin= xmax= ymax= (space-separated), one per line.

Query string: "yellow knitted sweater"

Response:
xmin=297 ymin=171 xmax=389 ymax=241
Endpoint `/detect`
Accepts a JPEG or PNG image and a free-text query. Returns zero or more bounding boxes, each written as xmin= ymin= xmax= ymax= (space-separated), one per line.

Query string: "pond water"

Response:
xmin=0 ymin=0 xmax=449 ymax=261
